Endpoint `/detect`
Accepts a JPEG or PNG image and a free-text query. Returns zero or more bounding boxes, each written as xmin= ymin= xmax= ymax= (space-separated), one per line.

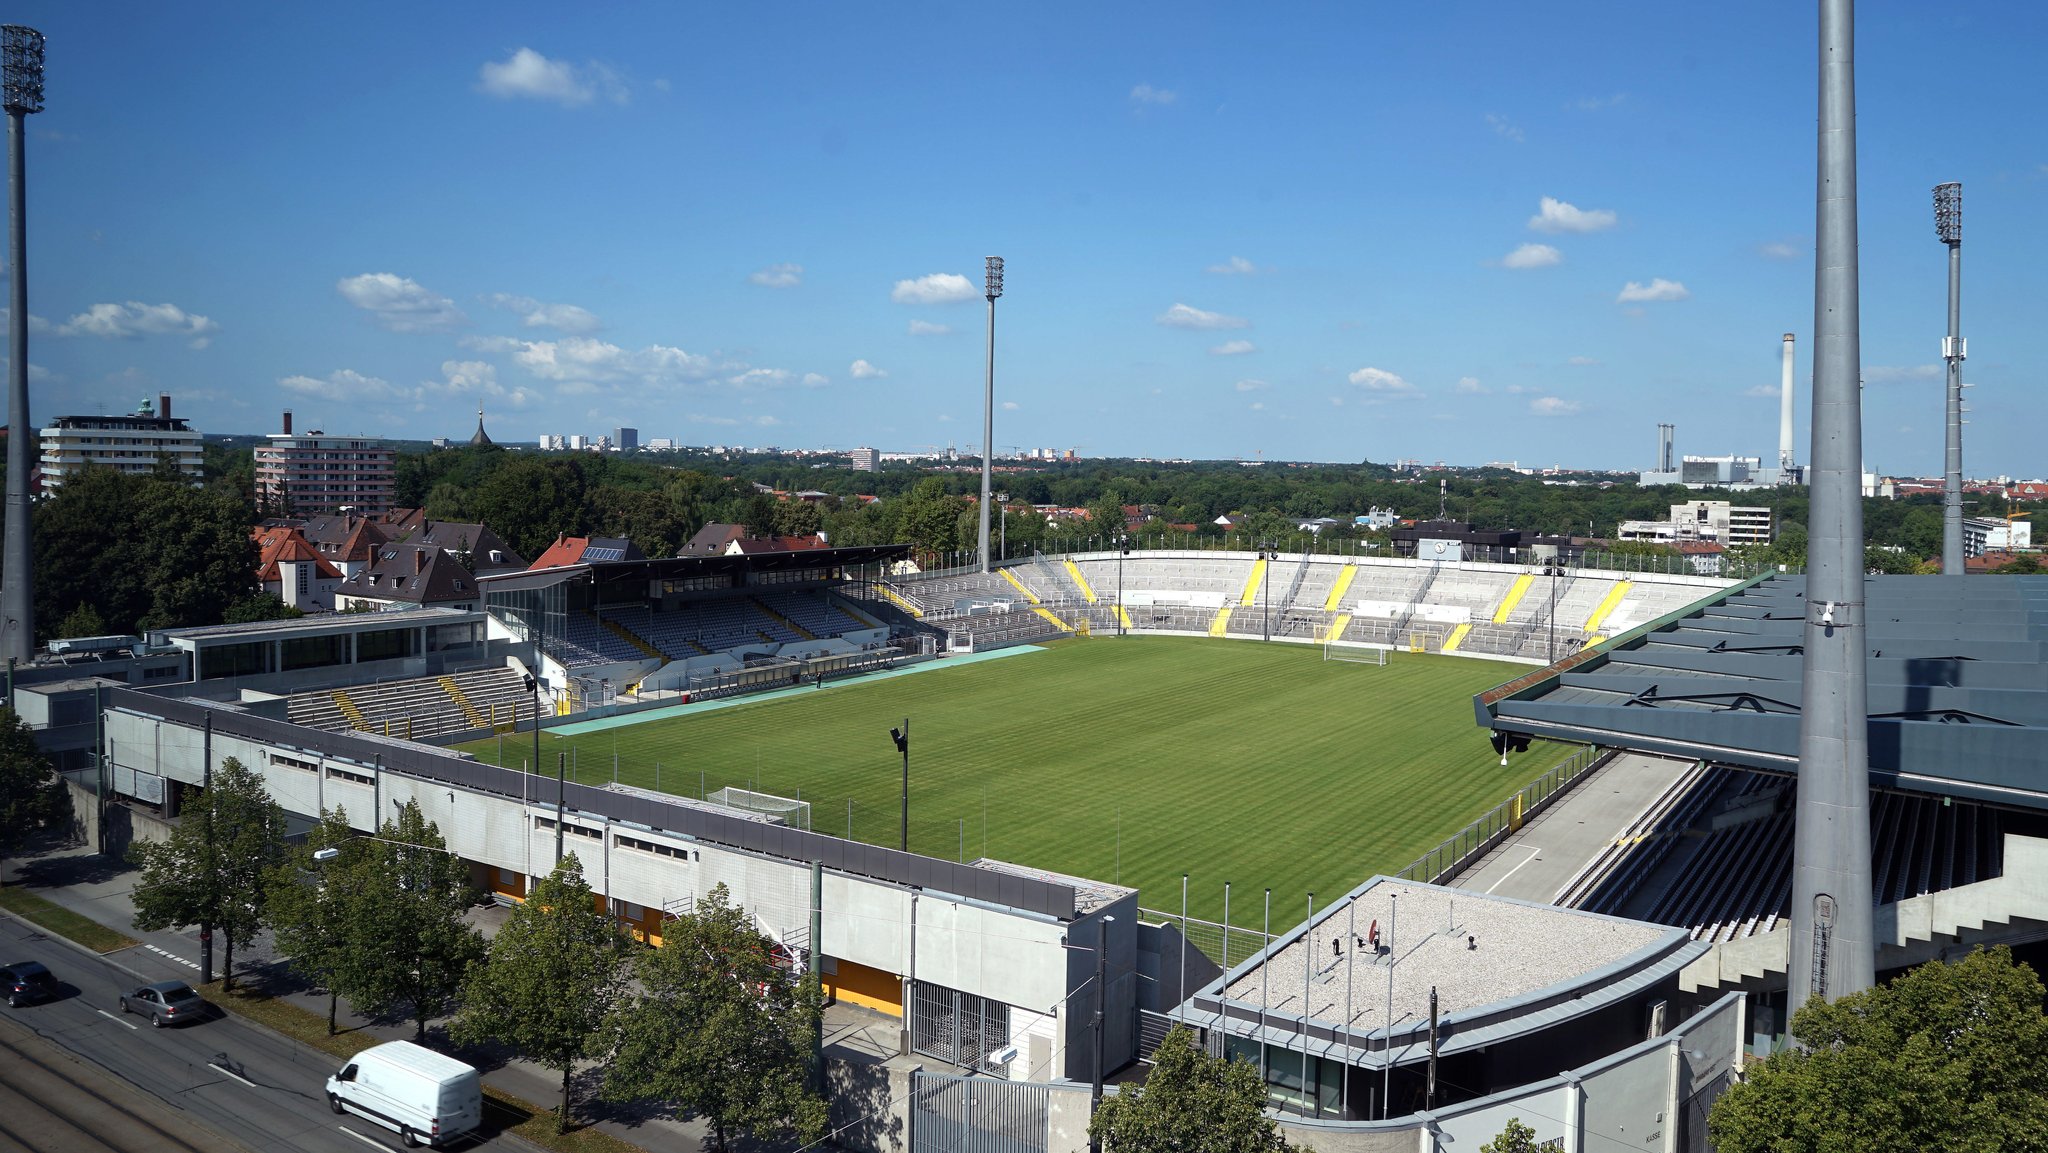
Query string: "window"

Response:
xmin=325 ymin=764 xmax=373 ymax=786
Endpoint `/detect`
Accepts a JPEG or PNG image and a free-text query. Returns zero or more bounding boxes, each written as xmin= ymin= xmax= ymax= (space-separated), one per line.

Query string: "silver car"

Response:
xmin=119 ymin=980 xmax=205 ymax=1027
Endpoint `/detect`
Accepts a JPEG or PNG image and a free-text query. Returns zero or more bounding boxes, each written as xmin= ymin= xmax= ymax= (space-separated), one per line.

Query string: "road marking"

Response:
xmin=96 ymin=1008 xmax=139 ymax=1030
xmin=1484 ymin=847 xmax=1544 ymax=895
xmin=143 ymin=943 xmax=201 ymax=970
xmin=337 ymin=1125 xmax=390 ymax=1149
xmin=208 ymin=1060 xmax=257 ymax=1087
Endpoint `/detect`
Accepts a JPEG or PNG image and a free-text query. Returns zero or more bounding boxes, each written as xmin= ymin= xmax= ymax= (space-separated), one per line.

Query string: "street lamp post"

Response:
xmin=1543 ymin=560 xmax=1565 ymax=664
xmin=890 ymin=719 xmax=910 ymax=852
xmin=997 ymin=491 xmax=1009 ymax=563
xmin=1933 ymin=182 xmax=1965 ymax=576
xmin=979 ymin=257 xmax=1003 ymax=574
xmin=0 ymin=26 xmax=44 ymax=665
xmin=1258 ymin=541 xmax=1276 ymax=642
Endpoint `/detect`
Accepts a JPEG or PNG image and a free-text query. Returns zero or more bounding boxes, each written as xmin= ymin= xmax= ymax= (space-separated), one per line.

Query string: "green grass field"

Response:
xmin=458 ymin=637 xmax=1556 ymax=924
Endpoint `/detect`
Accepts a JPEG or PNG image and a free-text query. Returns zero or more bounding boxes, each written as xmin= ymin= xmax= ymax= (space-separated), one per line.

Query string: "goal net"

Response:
xmin=1323 ymin=641 xmax=1388 ymax=666
xmin=705 ymin=787 xmax=813 ymax=831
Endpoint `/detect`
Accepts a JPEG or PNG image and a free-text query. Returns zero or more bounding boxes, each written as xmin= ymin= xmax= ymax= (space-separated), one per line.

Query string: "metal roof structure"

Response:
xmin=1476 ymin=573 xmax=2048 ymax=810
xmin=478 ymin=543 xmax=912 ymax=597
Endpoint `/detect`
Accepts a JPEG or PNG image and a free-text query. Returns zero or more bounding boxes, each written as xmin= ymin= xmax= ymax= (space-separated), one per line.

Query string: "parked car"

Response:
xmin=1 ymin=961 xmax=58 ymax=1007
xmin=119 ymin=981 xmax=205 ymax=1027
xmin=327 ymin=1040 xmax=483 ymax=1148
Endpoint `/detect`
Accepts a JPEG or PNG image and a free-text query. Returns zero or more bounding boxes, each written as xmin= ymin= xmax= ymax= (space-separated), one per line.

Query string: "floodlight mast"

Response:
xmin=1788 ymin=0 xmax=1875 ymax=1027
xmin=0 ymin=26 xmax=43 ymax=666
xmin=1933 ymin=182 xmax=1964 ymax=576
xmin=979 ymin=257 xmax=1003 ymax=574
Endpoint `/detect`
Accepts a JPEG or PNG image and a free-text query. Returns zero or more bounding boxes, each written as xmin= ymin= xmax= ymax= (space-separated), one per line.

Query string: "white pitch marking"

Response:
xmin=1484 ymin=847 xmax=1544 ymax=895
xmin=208 ymin=1061 xmax=257 ymax=1088
xmin=337 ymin=1125 xmax=390 ymax=1150
xmin=96 ymin=1009 xmax=139 ymax=1030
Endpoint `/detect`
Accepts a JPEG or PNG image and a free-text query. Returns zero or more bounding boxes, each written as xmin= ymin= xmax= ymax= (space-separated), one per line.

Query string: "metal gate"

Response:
xmin=911 ymin=1072 xmax=1051 ymax=1153
xmin=912 ymin=980 xmax=1011 ymax=1074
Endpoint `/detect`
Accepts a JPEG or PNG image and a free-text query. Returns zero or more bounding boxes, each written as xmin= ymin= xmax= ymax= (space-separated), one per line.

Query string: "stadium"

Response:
xmin=39 ymin=533 xmax=2047 ymax=1151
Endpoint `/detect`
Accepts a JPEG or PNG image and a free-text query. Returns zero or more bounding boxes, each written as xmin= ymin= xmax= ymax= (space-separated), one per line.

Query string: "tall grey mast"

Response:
xmin=0 ymin=26 xmax=43 ymax=666
xmin=1789 ymin=0 xmax=1875 ymax=1023
xmin=978 ymin=256 xmax=1002 ymax=573
xmin=1934 ymin=182 xmax=1964 ymax=576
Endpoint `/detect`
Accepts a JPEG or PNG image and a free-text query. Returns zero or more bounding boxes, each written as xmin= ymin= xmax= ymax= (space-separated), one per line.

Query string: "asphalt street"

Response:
xmin=0 ymin=915 xmax=525 ymax=1152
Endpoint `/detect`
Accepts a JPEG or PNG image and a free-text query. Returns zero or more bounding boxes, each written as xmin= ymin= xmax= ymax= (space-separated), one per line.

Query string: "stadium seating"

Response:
xmin=287 ymin=666 xmax=534 ymax=739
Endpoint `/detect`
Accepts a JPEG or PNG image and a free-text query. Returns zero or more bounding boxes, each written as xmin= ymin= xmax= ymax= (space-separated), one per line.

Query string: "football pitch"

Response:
xmin=458 ymin=637 xmax=1560 ymax=924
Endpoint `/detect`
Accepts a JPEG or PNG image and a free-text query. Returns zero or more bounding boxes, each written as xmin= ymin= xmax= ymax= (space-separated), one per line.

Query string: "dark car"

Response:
xmin=119 ymin=980 xmax=206 ymax=1027
xmin=1 ymin=961 xmax=58 ymax=1007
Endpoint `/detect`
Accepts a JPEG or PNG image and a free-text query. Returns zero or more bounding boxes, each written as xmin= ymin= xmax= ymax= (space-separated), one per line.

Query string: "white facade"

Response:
xmin=1964 ymin=517 xmax=2033 ymax=557
xmin=40 ymin=400 xmax=204 ymax=491
xmin=1620 ymin=501 xmax=1772 ymax=546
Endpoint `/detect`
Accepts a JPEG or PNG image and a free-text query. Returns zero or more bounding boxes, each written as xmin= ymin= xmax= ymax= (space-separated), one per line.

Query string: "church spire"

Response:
xmin=469 ymin=402 xmax=493 ymax=447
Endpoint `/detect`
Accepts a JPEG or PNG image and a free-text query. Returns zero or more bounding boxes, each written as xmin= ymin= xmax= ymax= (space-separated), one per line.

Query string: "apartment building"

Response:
xmin=253 ymin=411 xmax=396 ymax=517
xmin=39 ymin=394 xmax=204 ymax=491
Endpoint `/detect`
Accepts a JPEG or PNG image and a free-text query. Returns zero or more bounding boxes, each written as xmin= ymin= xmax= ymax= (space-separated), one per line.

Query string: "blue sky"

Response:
xmin=9 ymin=2 xmax=2047 ymax=474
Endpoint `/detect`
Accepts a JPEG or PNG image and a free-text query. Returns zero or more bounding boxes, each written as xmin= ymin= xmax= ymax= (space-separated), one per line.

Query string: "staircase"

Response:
xmin=1208 ymin=606 xmax=1233 ymax=637
xmin=1237 ymin=557 xmax=1268 ymax=606
xmin=751 ymin=597 xmax=816 ymax=640
xmin=601 ymin=615 xmax=667 ymax=660
xmin=1319 ymin=613 xmax=1353 ymax=643
xmin=333 ymin=689 xmax=369 ymax=731
xmin=1323 ymin=564 xmax=1358 ymax=611
xmin=1278 ymin=554 xmax=1313 ymax=611
xmin=1492 ymin=573 xmax=1535 ymax=623
xmin=874 ymin=584 xmax=925 ymax=619
xmin=998 ymin=567 xmax=1043 ymax=604
xmin=1583 ymin=580 xmax=1634 ymax=635
xmin=1064 ymin=559 xmax=1099 ymax=603
xmin=437 ymin=676 xmax=489 ymax=730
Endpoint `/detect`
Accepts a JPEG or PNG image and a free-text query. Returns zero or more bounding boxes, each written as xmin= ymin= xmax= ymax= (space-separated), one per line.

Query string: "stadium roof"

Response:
xmin=1476 ymin=573 xmax=2048 ymax=809
xmin=477 ymin=543 xmax=912 ymax=595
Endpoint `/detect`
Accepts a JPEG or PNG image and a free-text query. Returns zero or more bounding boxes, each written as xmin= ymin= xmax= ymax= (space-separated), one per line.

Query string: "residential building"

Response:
xmin=539 ymin=434 xmax=566 ymax=451
xmin=253 ymin=411 xmax=396 ymax=517
xmin=252 ymin=525 xmax=345 ymax=612
xmin=333 ymin=544 xmax=485 ymax=613
xmin=677 ymin=523 xmax=826 ymax=557
xmin=39 ymin=394 xmax=203 ymax=491
xmin=378 ymin=510 xmax=529 ymax=577
xmin=1964 ymin=517 xmax=2033 ymax=557
xmin=1619 ymin=501 xmax=1773 ymax=546
xmin=613 ymin=426 xmax=639 ymax=452
xmin=850 ymin=446 xmax=878 ymax=472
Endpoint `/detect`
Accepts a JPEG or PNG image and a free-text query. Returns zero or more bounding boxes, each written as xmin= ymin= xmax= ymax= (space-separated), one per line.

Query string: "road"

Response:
xmin=0 ymin=915 xmax=526 ymax=1152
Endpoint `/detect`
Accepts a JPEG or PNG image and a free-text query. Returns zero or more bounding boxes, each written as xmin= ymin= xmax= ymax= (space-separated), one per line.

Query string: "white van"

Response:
xmin=326 ymin=1040 xmax=483 ymax=1148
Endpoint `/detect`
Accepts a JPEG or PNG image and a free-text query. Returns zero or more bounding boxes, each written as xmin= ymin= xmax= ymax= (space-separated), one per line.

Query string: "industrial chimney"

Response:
xmin=159 ymin=393 xmax=171 ymax=421
xmin=1778 ymin=334 xmax=1796 ymax=475
xmin=1657 ymin=423 xmax=1675 ymax=474
xmin=282 ymin=410 xmax=293 ymax=435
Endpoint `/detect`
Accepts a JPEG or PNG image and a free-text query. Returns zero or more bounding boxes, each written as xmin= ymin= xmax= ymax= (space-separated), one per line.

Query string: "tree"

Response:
xmin=1089 ymin=1025 xmax=1286 ymax=1153
xmin=130 ymin=756 xmax=288 ymax=989
xmin=603 ymin=883 xmax=826 ymax=1151
xmin=1708 ymin=946 xmax=2048 ymax=1152
xmin=265 ymin=807 xmax=371 ymax=1034
xmin=225 ymin=594 xmax=304 ymax=624
xmin=0 ymin=707 xmax=69 ymax=868
xmin=349 ymin=801 xmax=485 ymax=1042
xmin=457 ymin=854 xmax=624 ymax=1133
xmin=55 ymin=602 xmax=106 ymax=639
xmin=1481 ymin=1118 xmax=1541 ymax=1153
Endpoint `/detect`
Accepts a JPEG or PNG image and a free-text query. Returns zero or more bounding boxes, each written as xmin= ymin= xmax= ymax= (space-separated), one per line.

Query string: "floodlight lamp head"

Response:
xmin=1 ymin=26 xmax=43 ymax=115
xmin=984 ymin=256 xmax=1004 ymax=300
xmin=1933 ymin=182 xmax=1962 ymax=245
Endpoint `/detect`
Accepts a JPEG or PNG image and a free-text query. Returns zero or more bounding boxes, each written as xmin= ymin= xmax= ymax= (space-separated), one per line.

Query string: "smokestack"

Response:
xmin=1657 ymin=423 xmax=1675 ymax=474
xmin=1778 ymin=335 xmax=1796 ymax=473
xmin=282 ymin=410 xmax=293 ymax=435
xmin=159 ymin=393 xmax=171 ymax=421
xmin=1789 ymin=0 xmax=1874 ymax=1025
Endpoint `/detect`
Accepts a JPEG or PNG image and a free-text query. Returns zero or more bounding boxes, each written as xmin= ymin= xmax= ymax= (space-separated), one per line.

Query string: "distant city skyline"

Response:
xmin=6 ymin=2 xmax=2046 ymax=474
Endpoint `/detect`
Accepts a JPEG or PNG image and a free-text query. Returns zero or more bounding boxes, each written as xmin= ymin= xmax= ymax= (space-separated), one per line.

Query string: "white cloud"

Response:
xmin=1486 ymin=113 xmax=1525 ymax=143
xmin=1863 ymin=364 xmax=1942 ymax=383
xmin=1504 ymin=383 xmax=1536 ymax=394
xmin=338 ymin=273 xmax=467 ymax=332
xmin=1156 ymin=303 xmax=1248 ymax=330
xmin=279 ymin=368 xmax=420 ymax=406
xmin=749 ymin=263 xmax=803 ymax=288
xmin=907 ymin=320 xmax=953 ymax=336
xmin=1130 ymin=83 xmax=1177 ymax=106
xmin=1455 ymin=376 xmax=1488 ymax=395
xmin=484 ymin=293 xmax=600 ymax=333
xmin=801 ymin=372 xmax=830 ymax=387
xmin=1207 ymin=256 xmax=1257 ymax=275
xmin=426 ymin=359 xmax=538 ymax=408
xmin=728 ymin=368 xmax=793 ymax=389
xmin=1235 ymin=379 xmax=1269 ymax=392
xmin=890 ymin=273 xmax=977 ymax=305
xmin=1572 ymin=93 xmax=1628 ymax=111
xmin=1567 ymin=355 xmax=1600 ymax=366
xmin=1001 ymin=401 xmax=1020 ymax=411
xmin=0 ymin=309 xmax=50 ymax=335
xmin=1209 ymin=339 xmax=1256 ymax=356
xmin=1616 ymin=278 xmax=1689 ymax=303
xmin=1759 ymin=240 xmax=1802 ymax=260
xmin=1529 ymin=396 xmax=1582 ymax=417
xmin=468 ymin=334 xmax=733 ymax=391
xmin=1529 ymin=196 xmax=1617 ymax=234
xmin=477 ymin=48 xmax=629 ymax=106
xmin=849 ymin=359 xmax=887 ymax=379
xmin=1744 ymin=384 xmax=1781 ymax=398
xmin=1249 ymin=401 xmax=1265 ymax=411
xmin=1348 ymin=367 xmax=1418 ymax=396
xmin=1500 ymin=243 xmax=1562 ymax=270
xmin=55 ymin=301 xmax=219 ymax=348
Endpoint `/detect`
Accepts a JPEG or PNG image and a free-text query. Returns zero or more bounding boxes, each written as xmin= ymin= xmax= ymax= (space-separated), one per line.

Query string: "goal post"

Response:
xmin=1323 ymin=639 xmax=1388 ymax=665
xmin=705 ymin=787 xmax=813 ymax=831
xmin=1407 ymin=628 xmax=1445 ymax=654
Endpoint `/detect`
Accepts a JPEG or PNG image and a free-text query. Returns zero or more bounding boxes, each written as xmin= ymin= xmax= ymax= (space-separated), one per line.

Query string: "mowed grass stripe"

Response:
xmin=458 ymin=637 xmax=1554 ymax=924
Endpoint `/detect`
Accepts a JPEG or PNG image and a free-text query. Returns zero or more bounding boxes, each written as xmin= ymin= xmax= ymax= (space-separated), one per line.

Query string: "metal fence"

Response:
xmin=911 ymin=1072 xmax=1062 ymax=1153
xmin=912 ymin=980 xmax=1012 ymax=1074
xmin=1137 ymin=908 xmax=1276 ymax=973
xmin=1394 ymin=745 xmax=1606 ymax=885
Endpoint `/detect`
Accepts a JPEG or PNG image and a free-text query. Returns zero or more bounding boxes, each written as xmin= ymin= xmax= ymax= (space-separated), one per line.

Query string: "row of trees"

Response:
xmin=129 ymin=760 xmax=825 ymax=1143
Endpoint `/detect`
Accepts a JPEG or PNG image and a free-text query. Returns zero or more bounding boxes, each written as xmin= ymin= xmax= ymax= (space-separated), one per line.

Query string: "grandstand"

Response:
xmin=286 ymin=665 xmax=533 ymax=739
xmin=887 ymin=551 xmax=1730 ymax=662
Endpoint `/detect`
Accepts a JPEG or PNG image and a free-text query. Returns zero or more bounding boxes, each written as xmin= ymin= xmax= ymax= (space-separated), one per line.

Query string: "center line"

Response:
xmin=337 ymin=1125 xmax=389 ymax=1149
xmin=96 ymin=1009 xmax=139 ymax=1031
xmin=208 ymin=1061 xmax=257 ymax=1088
xmin=1484 ymin=847 xmax=1544 ymax=895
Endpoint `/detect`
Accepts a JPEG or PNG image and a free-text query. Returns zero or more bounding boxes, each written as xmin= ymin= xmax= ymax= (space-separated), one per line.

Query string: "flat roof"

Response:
xmin=478 ymin=544 xmax=914 ymax=596
xmin=153 ymin=607 xmax=482 ymax=645
xmin=1477 ymin=573 xmax=2048 ymax=809
xmin=973 ymin=859 xmax=1135 ymax=915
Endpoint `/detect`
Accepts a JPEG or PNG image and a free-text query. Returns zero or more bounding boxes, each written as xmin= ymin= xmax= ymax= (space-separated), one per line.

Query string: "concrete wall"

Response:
xmin=827 ymin=1055 xmax=916 ymax=1153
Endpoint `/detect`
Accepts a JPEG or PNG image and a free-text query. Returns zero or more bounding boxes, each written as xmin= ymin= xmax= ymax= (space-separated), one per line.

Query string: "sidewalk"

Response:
xmin=5 ymin=836 xmax=908 ymax=1153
